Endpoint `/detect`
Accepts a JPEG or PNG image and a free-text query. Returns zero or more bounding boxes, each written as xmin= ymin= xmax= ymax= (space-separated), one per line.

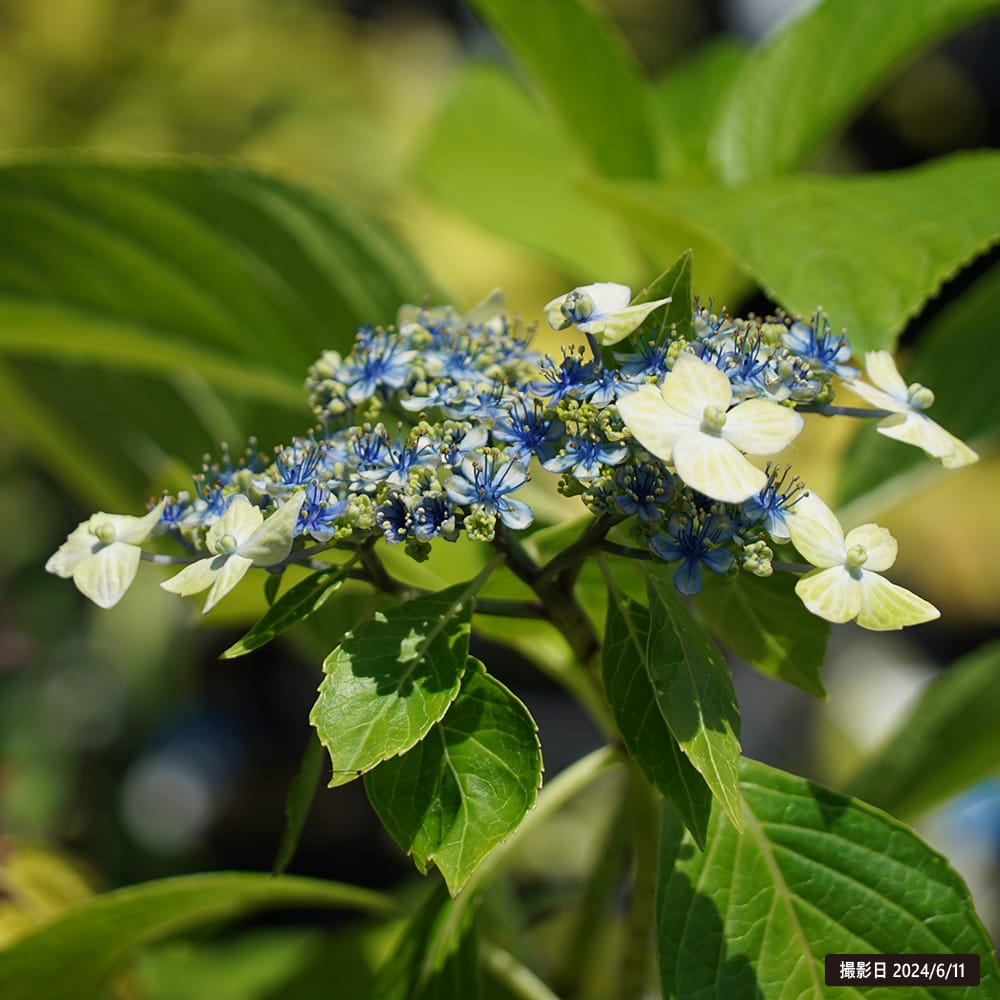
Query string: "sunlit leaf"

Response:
xmin=365 ymin=659 xmax=542 ymax=894
xmin=657 ymin=758 xmax=1000 ymax=998
xmin=590 ymin=152 xmax=1000 ymax=353
xmin=646 ymin=574 xmax=742 ymax=831
xmin=602 ymin=591 xmax=712 ymax=848
xmin=310 ymin=583 xmax=473 ymax=786
xmin=222 ymin=561 xmax=356 ymax=659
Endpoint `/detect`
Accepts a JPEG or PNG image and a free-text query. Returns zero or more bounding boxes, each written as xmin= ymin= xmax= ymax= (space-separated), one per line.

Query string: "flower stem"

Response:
xmin=796 ymin=403 xmax=893 ymax=419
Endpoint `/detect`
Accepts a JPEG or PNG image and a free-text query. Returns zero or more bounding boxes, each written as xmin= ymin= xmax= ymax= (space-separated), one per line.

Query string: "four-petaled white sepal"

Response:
xmin=845 ymin=350 xmax=977 ymax=468
xmin=161 ymin=493 xmax=305 ymax=614
xmin=785 ymin=491 xmax=939 ymax=630
xmin=617 ymin=353 xmax=803 ymax=503
xmin=46 ymin=501 xmax=165 ymax=609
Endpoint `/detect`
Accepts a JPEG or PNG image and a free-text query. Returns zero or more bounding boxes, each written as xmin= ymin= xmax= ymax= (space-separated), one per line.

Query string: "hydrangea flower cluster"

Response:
xmin=48 ymin=281 xmax=976 ymax=629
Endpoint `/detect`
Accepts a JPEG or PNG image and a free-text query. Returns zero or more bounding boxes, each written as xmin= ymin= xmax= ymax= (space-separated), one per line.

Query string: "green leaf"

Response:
xmin=696 ymin=571 xmax=828 ymax=698
xmin=631 ymin=249 xmax=693 ymax=341
xmin=837 ymin=263 xmax=1000 ymax=513
xmin=0 ymin=872 xmax=396 ymax=1000
xmin=371 ymin=882 xmax=480 ymax=1000
xmin=590 ymin=152 xmax=1000 ymax=353
xmin=222 ymin=561 xmax=356 ymax=659
xmin=652 ymin=39 xmax=748 ymax=178
xmin=657 ymin=758 xmax=1000 ymax=999
xmin=845 ymin=642 xmax=1000 ymax=820
xmin=273 ymin=733 xmax=326 ymax=876
xmin=709 ymin=0 xmax=1000 ymax=182
xmin=646 ymin=574 xmax=742 ymax=831
xmin=0 ymin=157 xmax=431 ymax=506
xmin=416 ymin=66 xmax=642 ymax=281
xmin=602 ymin=592 xmax=712 ymax=848
xmin=464 ymin=0 xmax=658 ymax=179
xmin=364 ymin=659 xmax=542 ymax=894
xmin=310 ymin=582 xmax=474 ymax=787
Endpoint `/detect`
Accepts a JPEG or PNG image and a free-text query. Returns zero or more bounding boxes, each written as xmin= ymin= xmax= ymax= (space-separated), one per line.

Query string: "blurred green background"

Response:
xmin=2 ymin=0 xmax=1000 ymax=988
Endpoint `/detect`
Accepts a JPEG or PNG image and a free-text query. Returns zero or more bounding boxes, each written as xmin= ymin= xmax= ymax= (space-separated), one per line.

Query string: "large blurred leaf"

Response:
xmin=417 ymin=67 xmax=642 ymax=280
xmin=0 ymin=872 xmax=396 ymax=1000
xmin=311 ymin=583 xmax=473 ymax=787
xmin=646 ymin=574 xmax=742 ymax=832
xmin=0 ymin=158 xmax=431 ymax=507
xmin=837 ymin=263 xmax=1000 ymax=513
xmin=846 ymin=642 xmax=1000 ymax=820
xmin=652 ymin=39 xmax=747 ymax=178
xmin=602 ymin=591 xmax=712 ymax=848
xmin=709 ymin=0 xmax=1000 ymax=182
xmin=696 ymin=571 xmax=828 ymax=698
xmin=365 ymin=659 xmax=542 ymax=894
xmin=658 ymin=758 xmax=1000 ymax=999
xmin=591 ymin=152 xmax=1000 ymax=353
xmin=464 ymin=0 xmax=658 ymax=179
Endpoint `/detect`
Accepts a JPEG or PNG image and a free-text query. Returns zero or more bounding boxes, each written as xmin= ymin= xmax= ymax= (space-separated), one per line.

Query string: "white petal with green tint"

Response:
xmin=795 ymin=566 xmax=861 ymax=624
xmin=865 ymin=349 xmax=910 ymax=398
xmin=617 ymin=383 xmax=684 ymax=462
xmin=161 ymin=557 xmax=224 ymax=598
xmin=206 ymin=496 xmax=264 ymax=552
xmin=661 ymin=353 xmax=732 ymax=417
xmin=202 ymin=555 xmax=255 ymax=614
xmin=108 ymin=504 xmax=167 ymax=545
xmin=721 ymin=398 xmax=803 ymax=454
xmin=237 ymin=494 xmax=304 ymax=565
xmin=856 ymin=572 xmax=940 ymax=631
xmin=45 ymin=522 xmax=99 ymax=577
xmin=72 ymin=542 xmax=143 ymax=610
xmin=785 ymin=491 xmax=846 ymax=568
xmin=584 ymin=298 xmax=672 ymax=346
xmin=671 ymin=433 xmax=767 ymax=503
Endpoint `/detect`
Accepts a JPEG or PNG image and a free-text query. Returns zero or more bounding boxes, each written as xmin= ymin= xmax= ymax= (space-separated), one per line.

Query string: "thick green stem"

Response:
xmin=493 ymin=525 xmax=614 ymax=736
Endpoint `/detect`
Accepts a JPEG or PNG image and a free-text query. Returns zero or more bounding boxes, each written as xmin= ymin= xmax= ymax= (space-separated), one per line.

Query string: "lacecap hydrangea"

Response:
xmin=47 ymin=281 xmax=975 ymax=630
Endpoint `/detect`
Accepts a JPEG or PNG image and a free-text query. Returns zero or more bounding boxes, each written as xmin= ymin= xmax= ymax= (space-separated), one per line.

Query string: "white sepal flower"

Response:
xmin=617 ymin=353 xmax=803 ymax=503
xmin=845 ymin=350 xmax=977 ymax=468
xmin=161 ymin=493 xmax=304 ymax=613
xmin=544 ymin=282 xmax=671 ymax=347
xmin=46 ymin=502 xmax=165 ymax=609
xmin=785 ymin=491 xmax=939 ymax=630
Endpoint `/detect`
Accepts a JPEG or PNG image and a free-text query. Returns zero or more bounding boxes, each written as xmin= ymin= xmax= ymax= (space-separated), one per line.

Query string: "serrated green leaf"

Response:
xmin=0 ymin=872 xmax=396 ymax=1000
xmin=657 ymin=757 xmax=1000 ymax=999
xmin=602 ymin=592 xmax=712 ymax=848
xmin=364 ymin=659 xmax=542 ymax=895
xmin=0 ymin=157 xmax=431 ymax=506
xmin=631 ymin=249 xmax=694 ymax=341
xmin=709 ymin=0 xmax=1000 ymax=182
xmin=646 ymin=574 xmax=742 ymax=831
xmin=310 ymin=583 xmax=474 ymax=787
xmin=222 ymin=561 xmax=356 ymax=659
xmin=464 ymin=0 xmax=658 ymax=179
xmin=590 ymin=152 xmax=1000 ymax=353
xmin=838 ymin=263 xmax=1000 ymax=513
xmin=845 ymin=642 xmax=1000 ymax=820
xmin=696 ymin=571 xmax=828 ymax=697
xmin=416 ymin=66 xmax=642 ymax=281
xmin=273 ymin=733 xmax=326 ymax=876
xmin=371 ymin=882 xmax=480 ymax=1000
